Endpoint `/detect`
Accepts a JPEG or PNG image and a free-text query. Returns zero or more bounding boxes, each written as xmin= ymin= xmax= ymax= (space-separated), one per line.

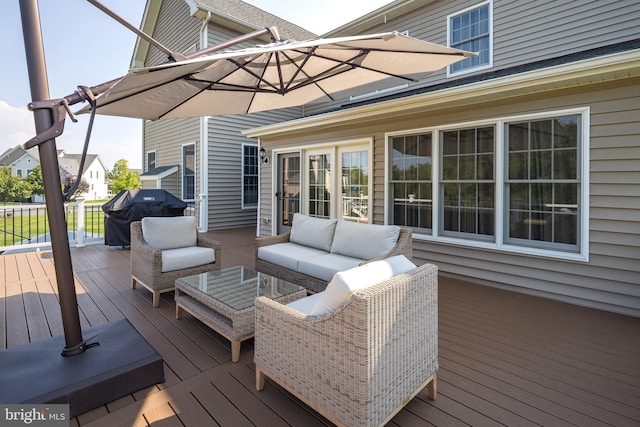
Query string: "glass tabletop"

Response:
xmin=176 ymin=265 xmax=305 ymax=311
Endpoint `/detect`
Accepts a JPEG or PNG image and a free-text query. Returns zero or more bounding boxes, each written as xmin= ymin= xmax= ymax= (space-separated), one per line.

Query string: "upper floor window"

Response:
xmin=448 ymin=1 xmax=492 ymax=76
xmin=242 ymin=144 xmax=258 ymax=209
xmin=182 ymin=144 xmax=195 ymax=200
xmin=147 ymin=151 xmax=156 ymax=171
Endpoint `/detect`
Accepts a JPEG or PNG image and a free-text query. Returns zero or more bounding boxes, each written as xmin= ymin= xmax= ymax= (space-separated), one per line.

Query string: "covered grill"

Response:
xmin=102 ymin=189 xmax=187 ymax=247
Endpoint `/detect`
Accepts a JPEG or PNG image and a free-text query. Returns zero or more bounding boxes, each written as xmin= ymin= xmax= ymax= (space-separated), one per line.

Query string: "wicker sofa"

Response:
xmin=255 ymin=213 xmax=412 ymax=293
xmin=130 ymin=217 xmax=222 ymax=307
xmin=255 ymin=259 xmax=439 ymax=427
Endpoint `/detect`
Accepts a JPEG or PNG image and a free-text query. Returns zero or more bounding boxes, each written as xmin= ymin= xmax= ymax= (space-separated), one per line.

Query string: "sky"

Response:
xmin=0 ymin=0 xmax=393 ymax=171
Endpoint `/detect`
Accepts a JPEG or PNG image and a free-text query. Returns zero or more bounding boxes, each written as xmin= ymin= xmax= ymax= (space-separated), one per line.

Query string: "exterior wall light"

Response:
xmin=259 ymin=146 xmax=270 ymax=165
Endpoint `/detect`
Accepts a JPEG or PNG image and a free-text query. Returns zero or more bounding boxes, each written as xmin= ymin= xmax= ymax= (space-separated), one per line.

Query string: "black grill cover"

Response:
xmin=102 ymin=189 xmax=187 ymax=247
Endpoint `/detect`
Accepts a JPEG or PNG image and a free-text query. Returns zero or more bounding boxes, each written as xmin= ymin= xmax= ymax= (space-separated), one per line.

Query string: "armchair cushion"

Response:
xmin=289 ymin=213 xmax=337 ymax=252
xmin=330 ymin=220 xmax=400 ymax=260
xmin=161 ymin=246 xmax=215 ymax=273
xmin=311 ymin=255 xmax=416 ymax=316
xmin=286 ymin=292 xmax=323 ymax=315
xmin=141 ymin=216 xmax=197 ymax=250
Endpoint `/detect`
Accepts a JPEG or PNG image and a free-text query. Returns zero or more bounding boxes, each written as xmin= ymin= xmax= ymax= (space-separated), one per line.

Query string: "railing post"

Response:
xmin=198 ymin=194 xmax=207 ymax=232
xmin=76 ymin=197 xmax=85 ymax=248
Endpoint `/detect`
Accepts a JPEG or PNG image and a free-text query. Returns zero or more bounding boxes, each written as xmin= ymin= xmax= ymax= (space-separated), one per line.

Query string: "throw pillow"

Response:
xmin=310 ymin=255 xmax=416 ymax=316
xmin=289 ymin=213 xmax=337 ymax=252
xmin=330 ymin=220 xmax=400 ymax=260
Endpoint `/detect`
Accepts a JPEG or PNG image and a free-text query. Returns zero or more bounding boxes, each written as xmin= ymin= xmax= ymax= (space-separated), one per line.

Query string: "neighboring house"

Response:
xmin=134 ymin=0 xmax=316 ymax=230
xmin=57 ymin=151 xmax=110 ymax=200
xmin=241 ymin=0 xmax=640 ymax=316
xmin=0 ymin=146 xmax=39 ymax=178
xmin=0 ymin=145 xmax=109 ymax=200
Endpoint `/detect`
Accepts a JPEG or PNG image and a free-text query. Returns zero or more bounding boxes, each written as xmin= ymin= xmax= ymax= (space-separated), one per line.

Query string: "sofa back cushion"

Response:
xmin=311 ymin=255 xmax=417 ymax=316
xmin=289 ymin=213 xmax=337 ymax=252
xmin=141 ymin=216 xmax=197 ymax=250
xmin=330 ymin=220 xmax=400 ymax=260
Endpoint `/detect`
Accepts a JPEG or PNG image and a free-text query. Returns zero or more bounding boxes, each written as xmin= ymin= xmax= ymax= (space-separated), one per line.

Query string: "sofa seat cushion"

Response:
xmin=142 ymin=216 xmax=197 ymax=250
xmin=297 ymin=253 xmax=365 ymax=281
xmin=289 ymin=213 xmax=337 ymax=252
xmin=330 ymin=220 xmax=400 ymax=260
xmin=286 ymin=292 xmax=323 ymax=315
xmin=161 ymin=246 xmax=215 ymax=273
xmin=311 ymin=255 xmax=417 ymax=316
xmin=257 ymin=243 xmax=328 ymax=272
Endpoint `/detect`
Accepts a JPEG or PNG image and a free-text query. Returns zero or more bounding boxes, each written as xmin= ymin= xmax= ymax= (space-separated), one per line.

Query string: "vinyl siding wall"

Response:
xmin=144 ymin=117 xmax=200 ymax=200
xmin=256 ymin=75 xmax=640 ymax=316
xmin=142 ymin=0 xmax=202 ymax=201
xmin=207 ymin=109 xmax=302 ymax=230
xmin=322 ymin=0 xmax=640 ymax=109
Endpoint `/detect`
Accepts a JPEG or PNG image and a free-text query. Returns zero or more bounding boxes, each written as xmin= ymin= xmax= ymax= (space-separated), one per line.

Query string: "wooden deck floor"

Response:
xmin=1 ymin=226 xmax=639 ymax=426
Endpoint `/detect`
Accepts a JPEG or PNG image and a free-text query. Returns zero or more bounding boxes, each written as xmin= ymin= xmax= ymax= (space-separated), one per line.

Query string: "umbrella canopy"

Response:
xmin=83 ymin=31 xmax=475 ymax=120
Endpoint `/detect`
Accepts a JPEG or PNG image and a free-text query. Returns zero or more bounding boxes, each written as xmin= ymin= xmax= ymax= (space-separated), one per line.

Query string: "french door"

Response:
xmin=305 ymin=144 xmax=370 ymax=223
xmin=275 ymin=153 xmax=301 ymax=234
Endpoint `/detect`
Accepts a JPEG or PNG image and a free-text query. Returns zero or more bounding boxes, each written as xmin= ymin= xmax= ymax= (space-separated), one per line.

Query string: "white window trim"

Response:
xmin=384 ymin=107 xmax=590 ymax=262
xmin=241 ymin=143 xmax=258 ymax=210
xmin=446 ymin=0 xmax=494 ymax=78
xmin=271 ymin=138 xmax=373 ymax=223
xmin=181 ymin=142 xmax=196 ymax=200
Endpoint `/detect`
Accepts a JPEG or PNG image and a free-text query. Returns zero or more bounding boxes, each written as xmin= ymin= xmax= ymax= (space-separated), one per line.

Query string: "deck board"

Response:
xmin=2 ymin=226 xmax=639 ymax=427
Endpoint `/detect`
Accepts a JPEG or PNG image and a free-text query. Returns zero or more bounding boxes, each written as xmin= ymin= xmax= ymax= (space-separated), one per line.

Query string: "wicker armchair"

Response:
xmin=130 ymin=218 xmax=222 ymax=307
xmin=254 ymin=262 xmax=438 ymax=427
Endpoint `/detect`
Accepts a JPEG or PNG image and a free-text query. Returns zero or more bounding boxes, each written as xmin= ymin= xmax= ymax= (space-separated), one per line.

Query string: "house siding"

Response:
xmin=326 ymin=0 xmax=640 ymax=105
xmin=147 ymin=0 xmax=200 ymax=65
xmin=255 ymin=74 xmax=640 ymax=316
xmin=208 ymin=109 xmax=302 ymax=230
xmin=144 ymin=117 xmax=200 ymax=199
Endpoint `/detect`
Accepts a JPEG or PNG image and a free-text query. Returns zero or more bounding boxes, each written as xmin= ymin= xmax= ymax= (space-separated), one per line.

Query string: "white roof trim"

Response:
xmin=139 ymin=165 xmax=178 ymax=180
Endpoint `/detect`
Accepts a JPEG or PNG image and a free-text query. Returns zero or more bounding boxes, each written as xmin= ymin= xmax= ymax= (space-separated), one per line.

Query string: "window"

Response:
xmin=242 ymin=144 xmax=258 ymax=208
xmin=389 ymin=133 xmax=433 ymax=231
xmin=448 ymin=1 xmax=492 ymax=75
xmin=441 ymin=126 xmax=495 ymax=239
xmin=16 ymin=169 xmax=22 ymax=177
xmin=339 ymin=148 xmax=369 ymax=222
xmin=147 ymin=151 xmax=156 ymax=171
xmin=505 ymin=116 xmax=580 ymax=249
xmin=308 ymin=153 xmax=332 ymax=219
xmin=387 ymin=109 xmax=587 ymax=258
xmin=182 ymin=144 xmax=195 ymax=200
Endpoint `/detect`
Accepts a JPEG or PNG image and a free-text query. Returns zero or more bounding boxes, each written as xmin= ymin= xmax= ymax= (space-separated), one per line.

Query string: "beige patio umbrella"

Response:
xmin=81 ymin=31 xmax=475 ymax=120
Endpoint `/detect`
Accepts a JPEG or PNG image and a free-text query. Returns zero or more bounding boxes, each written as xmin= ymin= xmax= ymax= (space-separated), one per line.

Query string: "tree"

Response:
xmin=63 ymin=175 xmax=90 ymax=199
xmin=108 ymin=159 xmax=140 ymax=194
xmin=25 ymin=165 xmax=44 ymax=197
xmin=0 ymin=166 xmax=32 ymax=203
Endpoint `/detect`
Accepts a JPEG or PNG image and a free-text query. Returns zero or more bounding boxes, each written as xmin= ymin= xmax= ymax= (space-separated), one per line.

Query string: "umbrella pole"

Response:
xmin=19 ymin=0 xmax=86 ymax=355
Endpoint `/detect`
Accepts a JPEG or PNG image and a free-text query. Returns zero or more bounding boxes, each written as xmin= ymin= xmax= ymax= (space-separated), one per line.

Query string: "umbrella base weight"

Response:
xmin=0 ymin=319 xmax=164 ymax=418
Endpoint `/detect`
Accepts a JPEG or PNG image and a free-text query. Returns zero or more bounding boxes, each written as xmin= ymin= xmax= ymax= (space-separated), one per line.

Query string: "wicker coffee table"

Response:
xmin=175 ymin=265 xmax=306 ymax=362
